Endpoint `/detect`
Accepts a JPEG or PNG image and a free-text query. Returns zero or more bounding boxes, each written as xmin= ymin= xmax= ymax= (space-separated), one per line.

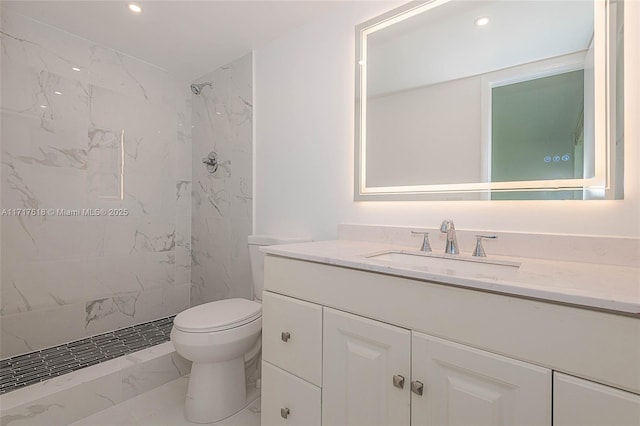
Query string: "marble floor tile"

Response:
xmin=68 ymin=376 xmax=261 ymax=426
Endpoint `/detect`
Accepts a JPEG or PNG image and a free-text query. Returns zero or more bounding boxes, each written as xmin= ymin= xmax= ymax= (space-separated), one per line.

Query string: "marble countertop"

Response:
xmin=262 ymin=240 xmax=640 ymax=316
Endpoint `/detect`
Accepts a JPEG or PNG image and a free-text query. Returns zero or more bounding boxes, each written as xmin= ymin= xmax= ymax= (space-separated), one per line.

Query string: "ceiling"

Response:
xmin=1 ymin=0 xmax=344 ymax=82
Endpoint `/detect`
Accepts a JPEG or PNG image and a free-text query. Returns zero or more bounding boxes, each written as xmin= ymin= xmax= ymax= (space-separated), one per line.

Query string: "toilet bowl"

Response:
xmin=171 ymin=299 xmax=262 ymax=423
xmin=171 ymin=235 xmax=308 ymax=423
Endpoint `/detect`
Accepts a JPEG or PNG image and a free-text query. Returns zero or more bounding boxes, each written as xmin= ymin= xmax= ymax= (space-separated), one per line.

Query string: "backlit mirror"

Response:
xmin=355 ymin=0 xmax=624 ymax=200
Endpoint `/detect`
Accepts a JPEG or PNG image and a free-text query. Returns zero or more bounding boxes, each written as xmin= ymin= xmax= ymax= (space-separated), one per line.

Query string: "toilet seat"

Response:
xmin=173 ymin=298 xmax=262 ymax=333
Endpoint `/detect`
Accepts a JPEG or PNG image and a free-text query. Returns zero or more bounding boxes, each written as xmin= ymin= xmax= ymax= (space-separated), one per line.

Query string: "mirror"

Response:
xmin=355 ymin=0 xmax=624 ymax=201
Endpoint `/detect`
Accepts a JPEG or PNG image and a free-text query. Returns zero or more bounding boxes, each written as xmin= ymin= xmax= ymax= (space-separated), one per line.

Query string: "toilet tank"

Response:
xmin=248 ymin=235 xmax=310 ymax=301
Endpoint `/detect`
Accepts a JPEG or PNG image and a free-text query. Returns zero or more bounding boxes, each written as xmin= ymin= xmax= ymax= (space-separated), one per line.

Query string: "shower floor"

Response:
xmin=69 ymin=375 xmax=261 ymax=426
xmin=0 ymin=316 xmax=175 ymax=394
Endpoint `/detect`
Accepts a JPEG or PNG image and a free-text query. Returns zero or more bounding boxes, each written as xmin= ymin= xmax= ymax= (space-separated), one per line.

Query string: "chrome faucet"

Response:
xmin=440 ymin=219 xmax=459 ymax=255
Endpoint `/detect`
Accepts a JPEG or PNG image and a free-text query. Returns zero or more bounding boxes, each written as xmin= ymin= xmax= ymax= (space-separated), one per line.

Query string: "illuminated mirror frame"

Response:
xmin=354 ymin=0 xmax=622 ymax=201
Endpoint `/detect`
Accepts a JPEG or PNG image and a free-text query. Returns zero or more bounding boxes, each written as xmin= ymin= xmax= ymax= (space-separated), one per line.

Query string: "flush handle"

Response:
xmin=411 ymin=380 xmax=424 ymax=396
xmin=281 ymin=331 xmax=291 ymax=342
xmin=393 ymin=374 xmax=405 ymax=389
xmin=281 ymin=407 xmax=290 ymax=419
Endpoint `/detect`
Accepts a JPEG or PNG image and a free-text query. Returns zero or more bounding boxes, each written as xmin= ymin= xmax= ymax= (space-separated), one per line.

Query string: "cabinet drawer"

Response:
xmin=554 ymin=373 xmax=640 ymax=426
xmin=261 ymin=361 xmax=321 ymax=426
xmin=262 ymin=291 xmax=322 ymax=385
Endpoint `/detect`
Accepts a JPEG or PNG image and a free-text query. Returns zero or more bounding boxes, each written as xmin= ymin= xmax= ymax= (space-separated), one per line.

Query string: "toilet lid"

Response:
xmin=173 ymin=298 xmax=262 ymax=333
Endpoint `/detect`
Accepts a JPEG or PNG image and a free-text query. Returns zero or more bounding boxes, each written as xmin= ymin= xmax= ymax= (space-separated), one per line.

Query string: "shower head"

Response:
xmin=190 ymin=82 xmax=212 ymax=95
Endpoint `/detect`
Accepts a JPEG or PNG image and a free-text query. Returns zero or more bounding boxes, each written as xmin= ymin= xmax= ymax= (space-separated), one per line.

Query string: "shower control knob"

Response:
xmin=281 ymin=407 xmax=290 ymax=419
xmin=202 ymin=151 xmax=218 ymax=174
xmin=281 ymin=331 xmax=291 ymax=342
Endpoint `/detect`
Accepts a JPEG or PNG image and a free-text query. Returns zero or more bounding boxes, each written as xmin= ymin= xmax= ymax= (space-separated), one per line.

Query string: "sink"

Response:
xmin=365 ymin=250 xmax=521 ymax=279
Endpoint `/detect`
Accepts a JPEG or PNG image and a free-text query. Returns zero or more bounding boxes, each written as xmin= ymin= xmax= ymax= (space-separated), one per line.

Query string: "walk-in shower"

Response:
xmin=190 ymin=81 xmax=213 ymax=95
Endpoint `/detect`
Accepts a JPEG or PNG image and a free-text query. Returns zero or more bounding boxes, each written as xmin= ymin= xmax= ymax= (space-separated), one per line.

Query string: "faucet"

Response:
xmin=440 ymin=219 xmax=459 ymax=255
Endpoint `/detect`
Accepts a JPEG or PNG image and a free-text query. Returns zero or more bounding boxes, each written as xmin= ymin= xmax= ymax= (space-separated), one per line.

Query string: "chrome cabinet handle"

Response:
xmin=393 ymin=374 xmax=405 ymax=389
xmin=281 ymin=407 xmax=290 ymax=419
xmin=411 ymin=380 xmax=424 ymax=396
xmin=281 ymin=332 xmax=291 ymax=342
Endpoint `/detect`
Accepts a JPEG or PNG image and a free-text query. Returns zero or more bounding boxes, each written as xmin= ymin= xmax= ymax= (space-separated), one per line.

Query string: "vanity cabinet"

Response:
xmin=262 ymin=255 xmax=640 ymax=426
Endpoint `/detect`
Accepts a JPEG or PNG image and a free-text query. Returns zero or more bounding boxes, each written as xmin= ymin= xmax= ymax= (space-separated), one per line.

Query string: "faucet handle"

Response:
xmin=411 ymin=231 xmax=432 ymax=252
xmin=473 ymin=235 xmax=497 ymax=257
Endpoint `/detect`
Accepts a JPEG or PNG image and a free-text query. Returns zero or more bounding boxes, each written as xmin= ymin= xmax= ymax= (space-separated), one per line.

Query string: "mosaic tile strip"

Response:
xmin=0 ymin=316 xmax=175 ymax=395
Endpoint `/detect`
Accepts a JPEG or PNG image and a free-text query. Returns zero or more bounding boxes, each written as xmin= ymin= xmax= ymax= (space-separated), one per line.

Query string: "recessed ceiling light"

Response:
xmin=475 ymin=16 xmax=490 ymax=27
xmin=40 ymin=105 xmax=47 ymax=109
xmin=54 ymin=91 xmax=62 ymax=95
xmin=128 ymin=3 xmax=142 ymax=14
xmin=71 ymin=67 xmax=81 ymax=72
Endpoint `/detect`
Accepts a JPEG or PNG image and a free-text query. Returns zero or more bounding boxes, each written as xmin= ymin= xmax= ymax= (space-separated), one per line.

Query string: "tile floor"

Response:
xmin=68 ymin=376 xmax=261 ymax=426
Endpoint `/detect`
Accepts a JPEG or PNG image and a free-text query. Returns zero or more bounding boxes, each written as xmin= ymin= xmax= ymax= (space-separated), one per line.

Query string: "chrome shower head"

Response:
xmin=190 ymin=82 xmax=212 ymax=95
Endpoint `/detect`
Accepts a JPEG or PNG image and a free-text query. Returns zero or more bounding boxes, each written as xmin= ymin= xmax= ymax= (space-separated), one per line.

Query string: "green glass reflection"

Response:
xmin=491 ymin=70 xmax=585 ymax=200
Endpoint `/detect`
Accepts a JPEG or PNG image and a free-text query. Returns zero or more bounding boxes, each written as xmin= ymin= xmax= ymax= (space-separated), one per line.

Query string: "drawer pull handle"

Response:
xmin=393 ymin=374 xmax=405 ymax=389
xmin=411 ymin=380 xmax=424 ymax=396
xmin=281 ymin=407 xmax=290 ymax=419
xmin=281 ymin=332 xmax=291 ymax=342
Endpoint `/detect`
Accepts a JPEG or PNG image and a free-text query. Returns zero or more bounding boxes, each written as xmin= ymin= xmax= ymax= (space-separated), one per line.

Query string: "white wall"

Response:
xmin=254 ymin=1 xmax=640 ymax=240
xmin=367 ymin=75 xmax=481 ymax=186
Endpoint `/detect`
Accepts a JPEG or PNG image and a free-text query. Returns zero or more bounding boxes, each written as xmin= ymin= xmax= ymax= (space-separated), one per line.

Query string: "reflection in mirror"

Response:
xmin=355 ymin=0 xmax=624 ymax=201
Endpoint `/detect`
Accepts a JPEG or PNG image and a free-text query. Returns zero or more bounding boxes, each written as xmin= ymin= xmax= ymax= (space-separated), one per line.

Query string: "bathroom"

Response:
xmin=0 ymin=0 xmax=638 ymax=425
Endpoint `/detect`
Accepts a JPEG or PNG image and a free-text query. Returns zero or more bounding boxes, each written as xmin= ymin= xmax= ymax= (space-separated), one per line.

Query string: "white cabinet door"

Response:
xmin=261 ymin=361 xmax=321 ymax=426
xmin=554 ymin=372 xmax=640 ymax=426
xmin=412 ymin=332 xmax=552 ymax=426
xmin=322 ymin=308 xmax=411 ymax=426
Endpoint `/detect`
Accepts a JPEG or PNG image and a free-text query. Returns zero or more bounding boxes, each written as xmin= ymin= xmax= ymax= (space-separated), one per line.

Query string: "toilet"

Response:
xmin=171 ymin=235 xmax=307 ymax=423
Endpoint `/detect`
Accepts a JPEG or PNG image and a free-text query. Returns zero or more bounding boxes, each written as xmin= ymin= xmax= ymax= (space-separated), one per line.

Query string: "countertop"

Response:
xmin=262 ymin=240 xmax=640 ymax=315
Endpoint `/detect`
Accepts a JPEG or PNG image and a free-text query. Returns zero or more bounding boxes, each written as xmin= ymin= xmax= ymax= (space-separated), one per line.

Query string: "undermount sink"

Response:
xmin=365 ymin=250 xmax=521 ymax=279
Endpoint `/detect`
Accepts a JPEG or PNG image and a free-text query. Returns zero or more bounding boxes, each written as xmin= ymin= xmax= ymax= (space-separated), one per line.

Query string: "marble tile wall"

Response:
xmin=190 ymin=54 xmax=253 ymax=306
xmin=0 ymin=10 xmax=192 ymax=358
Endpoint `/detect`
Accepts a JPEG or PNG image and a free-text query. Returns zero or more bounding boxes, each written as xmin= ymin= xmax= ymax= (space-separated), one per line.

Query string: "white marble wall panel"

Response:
xmin=0 ymin=303 xmax=87 ymax=357
xmin=1 ymin=258 xmax=93 ymax=315
xmin=83 ymin=287 xmax=168 ymax=336
xmin=0 ymin=10 xmax=192 ymax=358
xmin=190 ymin=54 xmax=253 ymax=306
